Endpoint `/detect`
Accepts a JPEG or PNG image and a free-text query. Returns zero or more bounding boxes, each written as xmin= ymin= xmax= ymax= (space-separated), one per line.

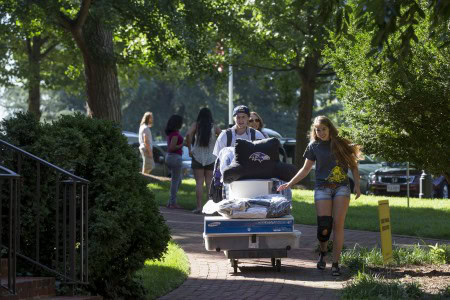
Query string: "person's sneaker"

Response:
xmin=331 ymin=262 xmax=341 ymax=276
xmin=166 ymin=204 xmax=174 ymax=209
xmin=172 ymin=204 xmax=182 ymax=209
xmin=192 ymin=208 xmax=201 ymax=214
xmin=317 ymin=251 xmax=326 ymax=270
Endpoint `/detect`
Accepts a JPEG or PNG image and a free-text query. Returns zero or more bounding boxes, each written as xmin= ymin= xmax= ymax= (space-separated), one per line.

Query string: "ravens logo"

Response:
xmin=249 ymin=152 xmax=270 ymax=163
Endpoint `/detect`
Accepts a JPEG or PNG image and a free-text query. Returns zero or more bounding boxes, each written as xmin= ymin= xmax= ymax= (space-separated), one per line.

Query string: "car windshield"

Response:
xmin=382 ymin=162 xmax=408 ymax=168
xmin=359 ymin=155 xmax=381 ymax=164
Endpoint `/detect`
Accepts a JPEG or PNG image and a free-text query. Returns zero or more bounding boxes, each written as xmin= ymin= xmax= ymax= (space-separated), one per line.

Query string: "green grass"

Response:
xmin=148 ymin=179 xmax=450 ymax=239
xmin=341 ymin=244 xmax=450 ymax=273
xmin=136 ymin=241 xmax=190 ymax=300
xmin=341 ymin=271 xmax=424 ymax=299
xmin=340 ymin=244 xmax=450 ymax=299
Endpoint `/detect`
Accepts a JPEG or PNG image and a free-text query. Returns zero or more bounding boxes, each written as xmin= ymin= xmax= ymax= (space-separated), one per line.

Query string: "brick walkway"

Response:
xmin=158 ymin=207 xmax=449 ymax=300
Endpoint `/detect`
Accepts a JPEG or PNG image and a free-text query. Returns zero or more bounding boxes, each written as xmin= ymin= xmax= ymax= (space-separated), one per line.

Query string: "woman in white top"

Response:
xmin=139 ymin=112 xmax=155 ymax=174
xmin=186 ymin=108 xmax=222 ymax=213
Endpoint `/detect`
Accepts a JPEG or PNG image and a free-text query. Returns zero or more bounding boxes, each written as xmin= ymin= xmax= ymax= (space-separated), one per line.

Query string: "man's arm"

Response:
xmin=213 ymin=131 xmax=226 ymax=157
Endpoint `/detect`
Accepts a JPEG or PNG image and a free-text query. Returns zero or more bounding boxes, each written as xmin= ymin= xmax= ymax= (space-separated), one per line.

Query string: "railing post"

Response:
xmin=63 ymin=183 xmax=67 ymax=281
xmin=69 ymin=180 xmax=76 ymax=296
xmin=13 ymin=178 xmax=17 ymax=294
xmin=35 ymin=161 xmax=40 ymax=264
xmin=80 ymin=184 xmax=84 ymax=282
xmin=17 ymin=154 xmax=22 ymax=253
xmin=85 ymin=184 xmax=89 ymax=283
xmin=55 ymin=174 xmax=60 ymax=271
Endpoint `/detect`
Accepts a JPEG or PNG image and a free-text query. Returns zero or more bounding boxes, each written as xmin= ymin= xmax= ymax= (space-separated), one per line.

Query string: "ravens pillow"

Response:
xmin=223 ymin=138 xmax=298 ymax=183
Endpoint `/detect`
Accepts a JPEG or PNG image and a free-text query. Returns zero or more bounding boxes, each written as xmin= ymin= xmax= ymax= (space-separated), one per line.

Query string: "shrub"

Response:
xmin=0 ymin=113 xmax=171 ymax=299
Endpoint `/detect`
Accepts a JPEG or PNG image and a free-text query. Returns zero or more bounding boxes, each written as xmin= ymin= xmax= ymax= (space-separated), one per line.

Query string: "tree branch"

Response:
xmin=75 ymin=0 xmax=92 ymax=30
xmin=40 ymin=41 xmax=59 ymax=59
xmin=316 ymin=72 xmax=335 ymax=77
xmin=58 ymin=12 xmax=74 ymax=30
xmin=237 ymin=63 xmax=297 ymax=72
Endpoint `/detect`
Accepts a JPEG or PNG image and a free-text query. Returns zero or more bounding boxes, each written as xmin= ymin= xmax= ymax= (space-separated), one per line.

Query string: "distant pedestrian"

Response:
xmin=248 ymin=111 xmax=269 ymax=138
xmin=278 ymin=116 xmax=361 ymax=276
xmin=186 ymin=108 xmax=222 ymax=213
xmin=139 ymin=112 xmax=155 ymax=174
xmin=165 ymin=114 xmax=184 ymax=209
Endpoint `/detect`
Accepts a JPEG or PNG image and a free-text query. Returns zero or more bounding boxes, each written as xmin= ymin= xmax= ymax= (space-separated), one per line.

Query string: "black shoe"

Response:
xmin=331 ymin=262 xmax=340 ymax=276
xmin=317 ymin=251 xmax=326 ymax=270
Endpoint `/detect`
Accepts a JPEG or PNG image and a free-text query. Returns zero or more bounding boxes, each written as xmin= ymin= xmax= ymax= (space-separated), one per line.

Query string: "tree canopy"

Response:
xmin=325 ymin=2 xmax=450 ymax=181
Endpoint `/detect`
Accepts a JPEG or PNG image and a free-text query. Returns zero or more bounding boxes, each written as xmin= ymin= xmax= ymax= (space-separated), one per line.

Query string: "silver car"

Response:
xmin=122 ymin=131 xmax=193 ymax=178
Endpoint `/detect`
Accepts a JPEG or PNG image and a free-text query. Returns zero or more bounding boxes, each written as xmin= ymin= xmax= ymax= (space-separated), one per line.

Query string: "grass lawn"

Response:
xmin=137 ymin=241 xmax=189 ymax=300
xmin=149 ymin=179 xmax=450 ymax=240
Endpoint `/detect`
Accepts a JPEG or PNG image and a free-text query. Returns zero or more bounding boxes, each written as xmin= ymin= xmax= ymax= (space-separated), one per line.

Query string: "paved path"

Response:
xmin=158 ymin=207 xmax=449 ymax=300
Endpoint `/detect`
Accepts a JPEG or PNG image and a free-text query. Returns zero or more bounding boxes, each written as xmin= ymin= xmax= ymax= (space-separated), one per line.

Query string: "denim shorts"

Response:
xmin=314 ymin=184 xmax=351 ymax=201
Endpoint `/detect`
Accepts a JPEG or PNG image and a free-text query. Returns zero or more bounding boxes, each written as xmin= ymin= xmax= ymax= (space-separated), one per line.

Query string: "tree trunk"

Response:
xmin=75 ymin=17 xmax=121 ymax=122
xmin=27 ymin=37 xmax=43 ymax=120
xmin=294 ymin=54 xmax=320 ymax=170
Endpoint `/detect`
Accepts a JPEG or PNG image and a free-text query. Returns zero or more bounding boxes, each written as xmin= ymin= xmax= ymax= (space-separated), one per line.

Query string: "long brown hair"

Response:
xmin=140 ymin=112 xmax=153 ymax=126
xmin=250 ymin=111 xmax=264 ymax=130
xmin=310 ymin=116 xmax=361 ymax=168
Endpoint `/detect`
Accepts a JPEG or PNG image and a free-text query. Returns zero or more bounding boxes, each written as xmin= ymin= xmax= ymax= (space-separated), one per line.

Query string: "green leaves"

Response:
xmin=325 ymin=4 xmax=450 ymax=178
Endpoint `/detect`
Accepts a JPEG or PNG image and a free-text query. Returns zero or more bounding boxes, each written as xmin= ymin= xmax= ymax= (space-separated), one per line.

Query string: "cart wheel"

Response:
xmin=232 ymin=259 xmax=238 ymax=273
xmin=276 ymin=259 xmax=281 ymax=272
xmin=271 ymin=258 xmax=276 ymax=267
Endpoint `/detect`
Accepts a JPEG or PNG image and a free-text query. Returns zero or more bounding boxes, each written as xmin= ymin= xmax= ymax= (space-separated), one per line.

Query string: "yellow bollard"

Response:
xmin=378 ymin=200 xmax=393 ymax=264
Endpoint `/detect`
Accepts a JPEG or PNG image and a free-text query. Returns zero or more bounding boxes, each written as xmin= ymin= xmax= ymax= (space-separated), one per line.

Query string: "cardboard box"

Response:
xmin=228 ymin=179 xmax=273 ymax=199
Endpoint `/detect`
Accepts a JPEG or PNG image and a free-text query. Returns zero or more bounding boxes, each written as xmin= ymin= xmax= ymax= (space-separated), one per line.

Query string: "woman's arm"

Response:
xmin=350 ymin=166 xmax=361 ymax=199
xmin=168 ymin=136 xmax=182 ymax=152
xmin=215 ymin=125 xmax=222 ymax=136
xmin=185 ymin=122 xmax=197 ymax=157
xmin=277 ymin=159 xmax=315 ymax=191
xmin=143 ymin=133 xmax=153 ymax=158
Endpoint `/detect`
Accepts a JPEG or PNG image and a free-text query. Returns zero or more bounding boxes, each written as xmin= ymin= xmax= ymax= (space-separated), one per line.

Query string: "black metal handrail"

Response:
xmin=0 ymin=139 xmax=89 ymax=184
xmin=0 ymin=139 xmax=90 ymax=296
xmin=0 ymin=167 xmax=19 ymax=295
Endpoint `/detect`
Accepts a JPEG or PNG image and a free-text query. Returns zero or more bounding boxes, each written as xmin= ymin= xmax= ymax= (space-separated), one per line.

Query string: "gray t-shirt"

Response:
xmin=303 ymin=140 xmax=348 ymax=187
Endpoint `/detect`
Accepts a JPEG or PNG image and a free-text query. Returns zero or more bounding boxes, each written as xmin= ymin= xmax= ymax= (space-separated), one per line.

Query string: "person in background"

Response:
xmin=139 ymin=112 xmax=155 ymax=174
xmin=278 ymin=116 xmax=361 ymax=276
xmin=165 ymin=114 xmax=184 ymax=209
xmin=186 ymin=108 xmax=222 ymax=214
xmin=213 ymin=105 xmax=265 ymax=157
xmin=248 ymin=111 xmax=269 ymax=138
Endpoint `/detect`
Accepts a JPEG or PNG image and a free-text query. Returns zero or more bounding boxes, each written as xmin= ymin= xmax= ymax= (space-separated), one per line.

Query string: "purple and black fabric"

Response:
xmin=222 ymin=137 xmax=298 ymax=183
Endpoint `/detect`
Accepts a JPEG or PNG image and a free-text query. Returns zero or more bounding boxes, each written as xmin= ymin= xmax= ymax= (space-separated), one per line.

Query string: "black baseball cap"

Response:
xmin=232 ymin=105 xmax=250 ymax=117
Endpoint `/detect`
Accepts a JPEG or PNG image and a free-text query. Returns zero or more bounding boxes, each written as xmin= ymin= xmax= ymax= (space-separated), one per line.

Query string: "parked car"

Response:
xmin=279 ymin=138 xmax=381 ymax=194
xmin=122 ymin=131 xmax=193 ymax=178
xmin=368 ymin=162 xmax=448 ymax=198
xmin=154 ymin=141 xmax=193 ymax=178
xmin=261 ymin=128 xmax=283 ymax=139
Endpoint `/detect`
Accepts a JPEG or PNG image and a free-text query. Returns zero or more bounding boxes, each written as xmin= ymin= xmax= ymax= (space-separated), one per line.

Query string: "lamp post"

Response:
xmin=228 ymin=48 xmax=233 ymax=128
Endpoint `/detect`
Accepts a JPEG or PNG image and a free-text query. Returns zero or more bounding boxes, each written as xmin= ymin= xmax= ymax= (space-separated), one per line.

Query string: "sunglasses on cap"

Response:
xmin=248 ymin=118 xmax=260 ymax=123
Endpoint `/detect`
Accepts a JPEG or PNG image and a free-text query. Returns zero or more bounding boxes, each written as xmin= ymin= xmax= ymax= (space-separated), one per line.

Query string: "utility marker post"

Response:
xmin=378 ymin=200 xmax=393 ymax=264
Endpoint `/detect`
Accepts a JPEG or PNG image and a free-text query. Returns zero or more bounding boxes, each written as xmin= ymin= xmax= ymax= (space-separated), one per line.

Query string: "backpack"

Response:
xmin=209 ymin=128 xmax=257 ymax=203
